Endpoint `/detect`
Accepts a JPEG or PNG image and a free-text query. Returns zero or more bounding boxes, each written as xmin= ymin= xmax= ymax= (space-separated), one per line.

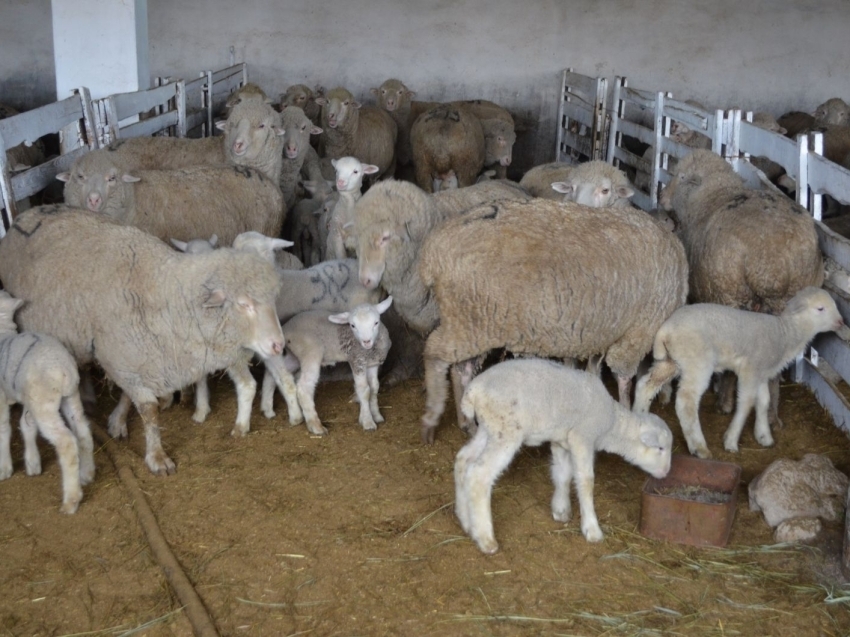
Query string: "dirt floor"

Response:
xmin=1 ymin=367 xmax=850 ymax=637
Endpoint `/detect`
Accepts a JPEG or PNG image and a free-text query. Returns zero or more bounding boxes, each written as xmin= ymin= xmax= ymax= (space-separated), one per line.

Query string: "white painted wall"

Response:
xmin=0 ymin=0 xmax=55 ymax=109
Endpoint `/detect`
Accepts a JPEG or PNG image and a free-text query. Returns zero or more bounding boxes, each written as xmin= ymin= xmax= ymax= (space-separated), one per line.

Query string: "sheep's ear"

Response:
xmin=328 ymin=311 xmax=350 ymax=324
xmin=311 ymin=125 xmax=323 ymax=136
xmin=203 ymin=289 xmax=227 ymax=308
xmin=209 ymin=234 xmax=218 ymax=247
xmin=617 ymin=185 xmax=635 ymax=199
xmin=56 ymin=172 xmax=70 ymax=182
xmin=639 ymin=427 xmax=664 ymax=449
xmin=406 ymin=90 xmax=416 ymax=99
xmin=351 ymin=100 xmax=362 ymax=109
xmin=215 ymin=120 xmax=227 ymax=131
xmin=271 ymin=238 xmax=295 ymax=250
xmin=362 ymin=164 xmax=380 ymax=175
xmin=777 ymin=126 xmax=787 ymax=135
xmin=170 ymin=238 xmax=188 ymax=252
xmin=264 ymin=96 xmax=274 ymax=105
xmin=273 ymin=126 xmax=285 ymax=137
xmin=551 ymin=181 xmax=573 ymax=195
xmin=331 ymin=158 xmax=338 ymax=169
xmin=376 ymin=296 xmax=393 ymax=314
xmin=0 ymin=297 xmax=24 ymax=315
xmin=11 ymin=163 xmax=30 ymax=173
xmin=315 ymin=97 xmax=327 ymax=107
xmin=122 ymin=174 xmax=141 ymax=183
xmin=370 ymin=87 xmax=379 ymax=96
xmin=683 ymin=173 xmax=702 ymax=187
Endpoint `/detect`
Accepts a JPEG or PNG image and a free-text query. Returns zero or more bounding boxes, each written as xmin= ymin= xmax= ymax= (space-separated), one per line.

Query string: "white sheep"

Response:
xmin=550 ymin=160 xmax=635 ymax=208
xmin=0 ymin=292 xmax=95 ymax=514
xmin=518 ymin=162 xmax=573 ymax=199
xmin=272 ymin=297 xmax=393 ymax=435
xmin=279 ymin=105 xmax=324 ymax=211
xmin=456 ymin=358 xmax=673 ymax=553
xmin=634 ymin=287 xmax=844 ymax=458
xmin=325 ymin=156 xmax=379 ymax=259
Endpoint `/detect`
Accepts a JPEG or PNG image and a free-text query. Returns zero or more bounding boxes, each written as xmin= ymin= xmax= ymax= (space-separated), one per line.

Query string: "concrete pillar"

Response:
xmin=52 ymin=0 xmax=149 ymax=101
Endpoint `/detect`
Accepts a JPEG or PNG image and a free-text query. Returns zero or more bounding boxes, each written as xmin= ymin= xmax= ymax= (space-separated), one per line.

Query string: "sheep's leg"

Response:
xmin=158 ymin=392 xmax=175 ymax=410
xmin=27 ymin=406 xmax=82 ymax=514
xmin=571 ymin=445 xmax=603 ymax=542
xmin=107 ymin=392 xmax=132 ymax=439
xmin=716 ymin=371 xmax=736 ymax=414
xmin=451 ymin=360 xmax=478 ymax=436
xmin=20 ymin=409 xmax=41 ymax=476
xmin=464 ymin=433 xmax=519 ymax=554
xmin=586 ymin=355 xmax=603 ymax=377
xmin=366 ymin=365 xmax=383 ymax=423
xmin=723 ymin=380 xmax=759 ymax=453
xmin=295 ymin=359 xmax=328 ymax=436
xmin=264 ymin=354 xmax=305 ymax=428
xmin=192 ymin=376 xmax=211 ymax=424
xmin=752 ymin=382 xmax=775 ymax=447
xmin=422 ymin=355 xmax=451 ymax=444
xmin=227 ymin=362 xmax=257 ymax=437
xmin=634 ymin=360 xmax=678 ymax=413
xmin=0 ymin=401 xmax=12 ymax=480
xmin=550 ymin=442 xmax=574 ymax=523
xmin=616 ymin=374 xmax=633 ymax=408
xmin=260 ymin=368 xmax=277 ymax=419
xmin=60 ymin=392 xmax=95 ymax=486
xmin=675 ymin=368 xmax=713 ymax=459
xmin=136 ymin=400 xmax=176 ymax=476
xmin=768 ymin=375 xmax=784 ymax=429
xmin=454 ymin=429 xmax=488 ymax=535
xmin=352 ymin=369 xmax=377 ymax=431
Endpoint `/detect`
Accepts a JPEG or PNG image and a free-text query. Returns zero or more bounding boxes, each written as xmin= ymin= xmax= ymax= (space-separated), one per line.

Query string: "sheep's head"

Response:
xmin=57 ymin=153 xmax=138 ymax=216
xmin=814 ymin=98 xmax=850 ymax=127
xmin=279 ymin=106 xmax=322 ymax=160
xmin=329 ymin=297 xmax=393 ymax=350
xmin=550 ymin=161 xmax=634 ymax=208
xmin=370 ymin=79 xmax=415 ymax=113
xmin=232 ymin=231 xmax=294 ymax=264
xmin=783 ymin=286 xmax=844 ymax=334
xmin=357 ymin=225 xmax=397 ymax=290
xmin=332 ymin=156 xmax=379 ymax=193
xmin=629 ymin=415 xmax=673 ymax=479
xmin=482 ymin=119 xmax=516 ymax=168
xmin=171 ymin=234 xmax=219 ymax=254
xmin=218 ymin=100 xmax=282 ymax=165
xmin=280 ymin=84 xmax=313 ymax=111
xmin=316 ymin=88 xmax=359 ymax=129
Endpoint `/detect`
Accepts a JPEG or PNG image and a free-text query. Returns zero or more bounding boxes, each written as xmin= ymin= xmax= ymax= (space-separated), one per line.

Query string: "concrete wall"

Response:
xmin=3 ymin=1 xmax=850 ymax=167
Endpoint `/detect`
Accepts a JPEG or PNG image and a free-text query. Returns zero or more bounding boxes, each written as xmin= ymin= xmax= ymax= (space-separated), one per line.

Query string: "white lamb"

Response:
xmin=274 ymin=297 xmax=393 ymax=435
xmin=634 ymin=287 xmax=844 ymax=458
xmin=456 ymin=358 xmax=673 ymax=554
xmin=0 ymin=292 xmax=95 ymax=514
xmin=326 ymin=156 xmax=379 ymax=260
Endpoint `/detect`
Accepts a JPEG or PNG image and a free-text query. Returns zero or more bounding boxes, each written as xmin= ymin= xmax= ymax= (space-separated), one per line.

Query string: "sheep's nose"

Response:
xmin=87 ymin=193 xmax=102 ymax=211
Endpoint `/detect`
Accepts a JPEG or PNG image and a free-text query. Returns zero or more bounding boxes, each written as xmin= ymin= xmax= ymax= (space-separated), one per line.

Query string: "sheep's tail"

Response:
xmin=634 ymin=332 xmax=680 ymax=413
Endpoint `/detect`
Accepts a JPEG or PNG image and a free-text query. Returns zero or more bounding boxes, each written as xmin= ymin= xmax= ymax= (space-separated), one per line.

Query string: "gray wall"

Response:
xmin=3 ymin=1 xmax=850 ymax=167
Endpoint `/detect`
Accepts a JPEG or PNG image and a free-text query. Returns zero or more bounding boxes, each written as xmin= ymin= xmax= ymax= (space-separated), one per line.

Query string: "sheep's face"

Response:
xmin=432 ymin=170 xmax=458 ymax=192
xmin=281 ymin=85 xmax=312 ymax=110
xmin=58 ymin=158 xmax=136 ymax=215
xmin=785 ymin=287 xmax=844 ymax=334
xmin=358 ymin=227 xmax=395 ymax=290
xmin=280 ymin=107 xmax=321 ymax=160
xmin=814 ymin=98 xmax=850 ymax=126
xmin=551 ymin=175 xmax=634 ymax=208
xmin=483 ymin=122 xmax=516 ymax=168
xmin=632 ymin=416 xmax=673 ymax=479
xmin=332 ymin=157 xmax=378 ymax=192
xmin=317 ymin=90 xmax=359 ymax=129
xmin=329 ymin=297 xmax=392 ymax=350
xmin=372 ymin=80 xmax=413 ymax=113
xmin=222 ymin=103 xmax=282 ymax=164
xmin=205 ymin=289 xmax=284 ymax=359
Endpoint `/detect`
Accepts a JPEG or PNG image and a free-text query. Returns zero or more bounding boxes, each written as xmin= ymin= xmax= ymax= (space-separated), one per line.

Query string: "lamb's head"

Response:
xmin=0 ymin=291 xmax=23 ymax=335
xmin=626 ymin=414 xmax=673 ymax=479
xmin=481 ymin=119 xmax=516 ymax=168
xmin=58 ymin=152 xmax=138 ymax=217
xmin=329 ymin=296 xmax=393 ymax=350
xmin=782 ymin=286 xmax=844 ymax=335
xmin=332 ymin=156 xmax=379 ymax=193
xmin=751 ymin=112 xmax=787 ymax=135
xmin=370 ymin=79 xmax=415 ymax=113
xmin=659 ymin=149 xmax=738 ymax=215
xmin=217 ymin=100 xmax=283 ymax=165
xmin=232 ymin=231 xmax=294 ymax=264
xmin=814 ymin=98 xmax=850 ymax=127
xmin=280 ymin=84 xmax=314 ymax=111
xmin=551 ymin=160 xmax=634 ymax=208
xmin=170 ymin=234 xmax=219 ymax=254
xmin=279 ymin=106 xmax=322 ymax=160
xmin=316 ymin=87 xmax=359 ymax=129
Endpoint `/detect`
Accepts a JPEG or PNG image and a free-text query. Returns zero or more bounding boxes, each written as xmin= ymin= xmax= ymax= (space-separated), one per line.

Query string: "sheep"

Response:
xmin=271 ymin=297 xmax=393 ymax=435
xmin=370 ymin=78 xmax=440 ymax=168
xmin=660 ymin=149 xmax=824 ymax=423
xmin=286 ymin=179 xmax=335 ymax=266
xmin=356 ymin=179 xmax=533 ymax=335
xmin=0 ymin=292 xmax=96 ymax=514
xmin=519 ymin=162 xmax=574 ymax=199
xmin=325 ymin=156 xmax=379 ymax=259
xmin=225 ymin=82 xmax=273 ymax=112
xmin=455 ymin=358 xmax=673 ymax=553
xmin=170 ymin=233 xmax=218 ymax=254
xmin=0 ymin=205 xmax=285 ymax=475
xmin=316 ymin=87 xmax=398 ymax=181
xmin=0 ymin=102 xmax=46 ymax=173
xmin=59 ymin=151 xmax=285 ymax=246
xmin=433 ymin=169 xmax=459 ymax=192
xmin=634 ymin=287 xmax=843 ymax=458
xmin=410 ymin=104 xmax=486 ymax=192
xmin=417 ymin=198 xmax=688 ymax=443
xmin=449 ymin=100 xmax=516 ymax=179
xmin=779 ymin=97 xmax=850 ymax=138
xmin=279 ymin=105 xmax=323 ymax=211
xmin=280 ymin=84 xmax=324 ymax=128
xmin=550 ymin=160 xmax=635 ymax=208
xmin=747 ymin=112 xmax=789 ymax=184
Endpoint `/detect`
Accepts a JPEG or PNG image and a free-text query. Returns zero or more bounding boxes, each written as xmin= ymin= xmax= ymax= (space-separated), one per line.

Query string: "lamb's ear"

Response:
xmin=209 ymin=234 xmax=219 ymax=247
xmin=617 ymin=185 xmax=635 ymax=200
xmin=551 ymin=181 xmax=573 ymax=195
xmin=639 ymin=427 xmax=663 ymax=449
xmin=362 ymin=164 xmax=380 ymax=175
xmin=56 ymin=172 xmax=70 ymax=182
xmin=406 ymin=90 xmax=416 ymax=99
xmin=351 ymin=100 xmax=362 ymax=109
xmin=376 ymin=296 xmax=393 ymax=314
xmin=328 ymin=311 xmax=350 ymax=325
xmin=215 ymin=120 xmax=226 ymax=131
xmin=777 ymin=126 xmax=787 ymax=135
xmin=315 ymin=97 xmax=328 ymax=107
xmin=272 ymin=238 xmax=295 ymax=250
xmin=331 ymin=158 xmax=338 ymax=169
xmin=122 ymin=173 xmax=141 ymax=183
xmin=311 ymin=125 xmax=323 ymax=135
xmin=203 ymin=289 xmax=228 ymax=308
xmin=369 ymin=87 xmax=379 ymax=96
xmin=273 ymin=126 xmax=285 ymax=137
xmin=170 ymin=238 xmax=188 ymax=252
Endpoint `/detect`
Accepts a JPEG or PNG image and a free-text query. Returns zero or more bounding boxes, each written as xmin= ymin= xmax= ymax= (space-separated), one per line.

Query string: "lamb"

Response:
xmin=170 ymin=233 xmax=218 ymax=254
xmin=456 ymin=358 xmax=673 ymax=553
xmin=0 ymin=102 xmax=46 ymax=172
xmin=59 ymin=151 xmax=285 ymax=246
xmin=325 ymin=156 xmax=379 ymax=259
xmin=316 ymin=87 xmax=398 ymax=181
xmin=272 ymin=297 xmax=393 ymax=435
xmin=280 ymin=84 xmax=324 ymax=128
xmin=370 ymin=78 xmax=440 ymax=168
xmin=634 ymin=287 xmax=843 ymax=458
xmin=410 ymin=104 xmax=486 ymax=192
xmin=550 ymin=160 xmax=635 ymax=208
xmin=279 ymin=105 xmax=323 ymax=211
xmin=418 ymin=198 xmax=688 ymax=443
xmin=0 ymin=292 xmax=96 ymax=514
xmin=518 ymin=162 xmax=574 ymax=199
xmin=0 ymin=205 xmax=285 ymax=475
xmin=450 ymin=100 xmax=516 ymax=179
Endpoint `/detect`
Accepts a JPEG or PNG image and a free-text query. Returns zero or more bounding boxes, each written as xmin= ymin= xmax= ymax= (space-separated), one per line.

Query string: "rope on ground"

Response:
xmin=91 ymin=424 xmax=220 ymax=637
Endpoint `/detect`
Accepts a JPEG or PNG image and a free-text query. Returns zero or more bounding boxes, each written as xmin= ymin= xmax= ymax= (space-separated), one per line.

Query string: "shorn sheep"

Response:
xmin=418 ymin=198 xmax=688 ymax=443
xmin=0 ymin=292 xmax=96 ymax=514
xmin=634 ymin=287 xmax=843 ymax=459
xmin=456 ymin=359 xmax=673 ymax=553
xmin=273 ymin=297 xmax=393 ymax=435
xmin=0 ymin=205 xmax=285 ymax=475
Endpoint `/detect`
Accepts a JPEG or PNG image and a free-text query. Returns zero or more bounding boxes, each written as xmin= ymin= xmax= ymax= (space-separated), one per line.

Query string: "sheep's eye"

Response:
xmin=107 ymin=175 xmax=116 ymax=183
xmin=343 ymin=101 xmax=350 ymax=106
xmin=381 ymin=90 xmax=386 ymax=95
xmin=301 ymin=124 xmax=307 ymax=131
xmin=259 ymin=123 xmax=266 ymax=129
xmin=76 ymin=173 xmax=84 ymax=180
xmin=353 ymin=170 xmax=359 ymax=175
xmin=601 ymin=188 xmax=610 ymax=195
xmin=817 ymin=306 xmax=824 ymax=312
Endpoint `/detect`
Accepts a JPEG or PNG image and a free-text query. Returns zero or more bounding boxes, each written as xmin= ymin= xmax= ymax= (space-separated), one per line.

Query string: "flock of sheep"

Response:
xmin=0 ymin=81 xmax=844 ymax=554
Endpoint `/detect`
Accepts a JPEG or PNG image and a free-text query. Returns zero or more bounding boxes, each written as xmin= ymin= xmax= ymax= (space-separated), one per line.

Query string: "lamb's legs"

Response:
xmin=768 ymin=375 xmax=783 ymax=429
xmin=0 ymin=401 xmax=11 ymax=480
xmin=295 ymin=359 xmax=328 ymax=436
xmin=227 ymin=361 xmax=257 ymax=437
xmin=352 ymin=370 xmax=377 ymax=431
xmin=753 ymin=382 xmax=775 ymax=447
xmin=60 ymin=392 xmax=95 ymax=485
xmin=586 ymin=355 xmax=603 ymax=377
xmin=454 ymin=429 xmax=488 ymax=535
xmin=675 ymin=368 xmax=714 ymax=459
xmin=634 ymin=360 xmax=679 ymax=413
xmin=570 ymin=444 xmax=603 ymax=542
xmin=550 ymin=443 xmax=574 ymax=524
xmin=366 ymin=365 xmax=383 ymax=423
xmin=723 ymin=380 xmax=761 ymax=452
xmin=192 ymin=376 xmax=211 ymax=424
xmin=20 ymin=409 xmax=41 ymax=476
xmin=27 ymin=406 xmax=82 ymax=514
xmin=136 ymin=400 xmax=176 ymax=475
xmin=451 ymin=360 xmax=478 ymax=436
xmin=260 ymin=368 xmax=277 ymax=419
xmin=422 ymin=355 xmax=451 ymax=444
xmin=264 ymin=354 xmax=306 ymax=428
xmin=716 ymin=371 xmax=736 ymax=414
xmin=616 ymin=374 xmax=633 ymax=408
xmin=107 ymin=392 xmax=133 ymax=439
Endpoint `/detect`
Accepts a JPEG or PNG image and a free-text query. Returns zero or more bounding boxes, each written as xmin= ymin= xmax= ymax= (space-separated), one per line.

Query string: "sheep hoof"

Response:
xmin=372 ymin=412 xmax=385 ymax=424
xmin=107 ymin=419 xmax=128 ymax=439
xmin=80 ymin=466 xmax=95 ymax=486
xmin=306 ymin=422 xmax=328 ymax=436
xmin=289 ymin=413 xmax=305 ymax=427
xmin=60 ymin=493 xmax=82 ymax=515
xmin=583 ymin=524 xmax=604 ymax=543
xmin=230 ymin=425 xmax=249 ymax=437
xmin=770 ymin=415 xmax=785 ymax=430
xmin=146 ymin=452 xmax=177 ymax=476
xmin=475 ymin=537 xmax=499 ymax=554
xmin=192 ymin=409 xmax=210 ymax=424
xmin=552 ymin=508 xmax=571 ymax=523
xmin=0 ymin=464 xmax=11 ymax=480
xmin=722 ymin=439 xmax=740 ymax=453
xmin=25 ymin=458 xmax=42 ymax=476
xmin=694 ymin=446 xmax=713 ymax=459
xmin=755 ymin=432 xmax=775 ymax=447
xmin=360 ymin=420 xmax=378 ymax=431
xmin=421 ymin=424 xmax=437 ymax=445
xmin=262 ymin=407 xmax=276 ymax=419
